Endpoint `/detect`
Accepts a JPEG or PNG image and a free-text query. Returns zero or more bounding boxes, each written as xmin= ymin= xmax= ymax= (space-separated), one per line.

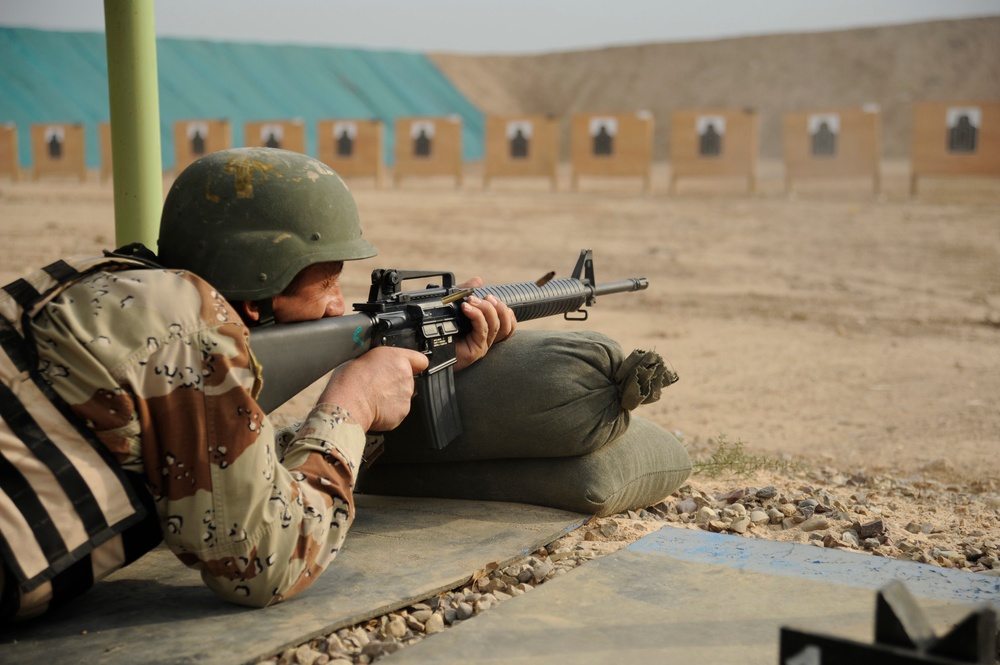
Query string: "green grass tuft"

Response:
xmin=692 ymin=434 xmax=806 ymax=478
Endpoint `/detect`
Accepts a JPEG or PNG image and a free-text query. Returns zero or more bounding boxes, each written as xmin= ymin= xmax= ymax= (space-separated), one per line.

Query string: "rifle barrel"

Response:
xmin=592 ymin=277 xmax=648 ymax=296
xmin=472 ymin=276 xmax=647 ymax=322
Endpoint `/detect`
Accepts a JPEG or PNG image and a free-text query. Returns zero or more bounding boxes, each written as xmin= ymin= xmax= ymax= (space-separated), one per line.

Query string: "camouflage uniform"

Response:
xmin=2 ymin=262 xmax=364 ymax=619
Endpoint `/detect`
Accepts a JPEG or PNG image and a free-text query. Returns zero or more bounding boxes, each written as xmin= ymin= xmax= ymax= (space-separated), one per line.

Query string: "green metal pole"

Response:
xmin=104 ymin=0 xmax=162 ymax=250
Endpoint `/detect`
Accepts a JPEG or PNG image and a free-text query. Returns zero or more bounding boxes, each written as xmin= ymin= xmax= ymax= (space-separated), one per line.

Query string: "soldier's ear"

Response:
xmin=238 ymin=301 xmax=260 ymax=322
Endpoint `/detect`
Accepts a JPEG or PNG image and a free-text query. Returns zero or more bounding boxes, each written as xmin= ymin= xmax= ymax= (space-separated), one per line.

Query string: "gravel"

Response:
xmin=258 ymin=464 xmax=1000 ymax=664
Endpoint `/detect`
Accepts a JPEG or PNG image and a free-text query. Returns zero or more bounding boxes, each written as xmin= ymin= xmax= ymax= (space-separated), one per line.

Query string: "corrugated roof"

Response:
xmin=0 ymin=27 xmax=484 ymax=168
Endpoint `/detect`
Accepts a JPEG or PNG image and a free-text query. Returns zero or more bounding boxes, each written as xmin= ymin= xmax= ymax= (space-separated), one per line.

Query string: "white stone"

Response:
xmin=424 ymin=613 xmax=445 ymax=634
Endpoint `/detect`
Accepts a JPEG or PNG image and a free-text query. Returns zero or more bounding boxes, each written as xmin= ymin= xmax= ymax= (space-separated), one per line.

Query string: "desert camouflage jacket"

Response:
xmin=10 ymin=263 xmax=364 ymax=615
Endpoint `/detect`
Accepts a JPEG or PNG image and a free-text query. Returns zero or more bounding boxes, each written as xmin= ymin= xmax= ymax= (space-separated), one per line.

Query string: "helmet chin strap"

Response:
xmin=254 ymin=298 xmax=276 ymax=327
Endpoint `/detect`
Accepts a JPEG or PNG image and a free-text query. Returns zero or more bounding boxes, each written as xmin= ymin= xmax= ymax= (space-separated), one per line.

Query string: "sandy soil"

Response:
xmin=5 ymin=165 xmax=999 ymax=663
xmin=1 ymin=165 xmax=998 ymax=484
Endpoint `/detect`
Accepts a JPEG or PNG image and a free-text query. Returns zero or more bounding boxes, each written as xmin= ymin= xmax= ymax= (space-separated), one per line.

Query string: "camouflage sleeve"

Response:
xmin=128 ymin=311 xmax=365 ymax=608
xmin=36 ymin=268 xmax=366 ymax=607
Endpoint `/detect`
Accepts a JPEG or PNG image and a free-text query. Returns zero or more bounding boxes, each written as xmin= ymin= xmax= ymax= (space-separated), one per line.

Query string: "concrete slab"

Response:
xmin=388 ymin=526 xmax=1000 ymax=665
xmin=0 ymin=495 xmax=586 ymax=665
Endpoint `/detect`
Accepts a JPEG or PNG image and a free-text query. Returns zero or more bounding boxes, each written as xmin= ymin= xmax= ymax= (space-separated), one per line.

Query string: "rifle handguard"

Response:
xmin=472 ymin=277 xmax=648 ymax=323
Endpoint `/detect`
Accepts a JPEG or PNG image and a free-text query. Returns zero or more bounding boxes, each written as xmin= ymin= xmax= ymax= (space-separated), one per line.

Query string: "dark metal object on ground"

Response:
xmin=780 ymin=580 xmax=997 ymax=664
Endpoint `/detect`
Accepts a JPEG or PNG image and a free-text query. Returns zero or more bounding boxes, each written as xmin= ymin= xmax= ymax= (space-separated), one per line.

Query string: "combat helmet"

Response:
xmin=158 ymin=147 xmax=376 ymax=304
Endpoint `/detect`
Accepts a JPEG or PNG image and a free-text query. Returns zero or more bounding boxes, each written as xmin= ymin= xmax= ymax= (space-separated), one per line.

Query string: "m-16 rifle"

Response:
xmin=250 ymin=249 xmax=648 ymax=450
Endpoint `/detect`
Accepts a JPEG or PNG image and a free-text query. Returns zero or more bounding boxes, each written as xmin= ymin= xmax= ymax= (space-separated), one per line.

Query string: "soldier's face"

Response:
xmin=271 ymin=261 xmax=346 ymax=323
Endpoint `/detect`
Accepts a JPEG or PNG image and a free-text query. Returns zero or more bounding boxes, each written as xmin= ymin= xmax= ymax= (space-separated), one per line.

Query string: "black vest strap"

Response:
xmin=41 ymin=260 xmax=81 ymax=284
xmin=48 ymin=554 xmax=95 ymax=612
xmin=1 ymin=278 xmax=40 ymax=310
xmin=0 ymin=447 xmax=68 ymax=567
xmin=0 ymin=315 xmax=31 ymax=372
xmin=0 ymin=257 xmax=157 ymax=594
xmin=0 ymin=382 xmax=111 ymax=536
xmin=3 ymin=259 xmax=80 ymax=310
xmin=0 ymin=561 xmax=20 ymax=621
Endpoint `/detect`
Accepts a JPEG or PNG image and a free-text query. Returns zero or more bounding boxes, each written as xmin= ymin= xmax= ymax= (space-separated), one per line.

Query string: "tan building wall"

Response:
xmin=783 ymin=107 xmax=881 ymax=194
xmin=173 ymin=119 xmax=231 ymax=175
xmin=570 ymin=112 xmax=654 ymax=191
xmin=0 ymin=124 xmax=19 ymax=182
xmin=393 ymin=116 xmax=463 ymax=187
xmin=483 ymin=114 xmax=559 ymax=190
xmin=31 ymin=123 xmax=86 ymax=181
xmin=318 ymin=119 xmax=385 ymax=185
xmin=669 ymin=109 xmax=758 ymax=193
xmin=99 ymin=122 xmax=113 ymax=183
xmin=244 ymin=120 xmax=306 ymax=154
xmin=911 ymin=101 xmax=1000 ymax=195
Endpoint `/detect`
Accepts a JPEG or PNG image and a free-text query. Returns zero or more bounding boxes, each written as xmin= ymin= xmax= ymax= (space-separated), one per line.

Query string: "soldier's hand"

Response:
xmin=454 ymin=277 xmax=517 ymax=371
xmin=318 ymin=347 xmax=429 ymax=432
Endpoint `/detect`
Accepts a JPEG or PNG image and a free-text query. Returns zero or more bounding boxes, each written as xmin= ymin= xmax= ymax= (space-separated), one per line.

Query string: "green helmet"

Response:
xmin=158 ymin=147 xmax=376 ymax=301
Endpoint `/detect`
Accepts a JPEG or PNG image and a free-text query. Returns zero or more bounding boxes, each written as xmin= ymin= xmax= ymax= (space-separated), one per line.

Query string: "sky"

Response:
xmin=1 ymin=0 xmax=998 ymax=54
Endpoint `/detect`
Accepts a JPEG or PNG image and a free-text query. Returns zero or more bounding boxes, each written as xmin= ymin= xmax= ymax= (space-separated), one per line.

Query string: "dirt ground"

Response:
xmin=1 ymin=163 xmax=998 ymax=485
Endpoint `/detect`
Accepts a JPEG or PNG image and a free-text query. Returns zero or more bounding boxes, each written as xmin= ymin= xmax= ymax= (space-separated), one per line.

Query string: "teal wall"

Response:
xmin=0 ymin=27 xmax=484 ymax=168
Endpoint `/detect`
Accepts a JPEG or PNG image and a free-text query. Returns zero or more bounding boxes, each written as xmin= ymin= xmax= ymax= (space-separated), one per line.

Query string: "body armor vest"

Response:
xmin=0 ymin=254 xmax=163 ymax=619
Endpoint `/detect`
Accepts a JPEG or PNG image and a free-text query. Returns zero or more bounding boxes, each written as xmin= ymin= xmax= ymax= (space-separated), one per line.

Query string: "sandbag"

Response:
xmin=378 ymin=329 xmax=677 ymax=463
xmin=359 ymin=417 xmax=692 ymax=517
